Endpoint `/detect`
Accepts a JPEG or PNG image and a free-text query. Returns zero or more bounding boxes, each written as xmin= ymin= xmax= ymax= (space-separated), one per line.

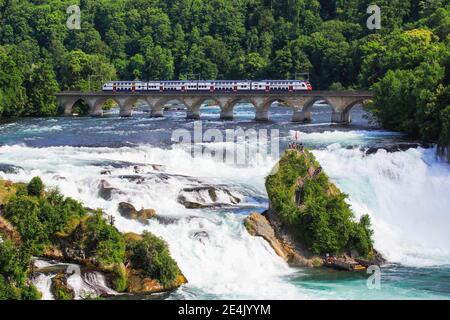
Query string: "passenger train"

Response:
xmin=102 ymin=80 xmax=313 ymax=93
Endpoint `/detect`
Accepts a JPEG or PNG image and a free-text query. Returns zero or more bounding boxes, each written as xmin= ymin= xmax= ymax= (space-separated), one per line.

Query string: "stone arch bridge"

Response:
xmin=56 ymin=91 xmax=373 ymax=123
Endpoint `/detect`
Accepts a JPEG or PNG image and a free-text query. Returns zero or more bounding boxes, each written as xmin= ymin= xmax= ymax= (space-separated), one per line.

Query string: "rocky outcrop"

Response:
xmin=0 ymin=215 xmax=21 ymax=243
xmin=191 ymin=231 xmax=209 ymax=244
xmin=123 ymin=232 xmax=187 ymax=295
xmin=51 ymin=273 xmax=75 ymax=300
xmin=118 ymin=202 xmax=156 ymax=225
xmin=178 ymin=186 xmax=241 ymax=209
xmin=126 ymin=269 xmax=187 ymax=295
xmin=98 ymin=180 xmax=118 ymax=200
xmin=244 ymin=212 xmax=322 ymax=268
xmin=244 ymin=213 xmax=288 ymax=260
xmin=365 ymin=142 xmax=432 ymax=155
xmin=245 ymin=149 xmax=385 ymax=269
xmin=117 ymin=175 xmax=145 ymax=184
xmin=0 ymin=164 xmax=23 ymax=174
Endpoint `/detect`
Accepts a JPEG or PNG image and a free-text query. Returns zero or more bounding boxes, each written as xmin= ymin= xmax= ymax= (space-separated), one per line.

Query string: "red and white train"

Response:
xmin=102 ymin=80 xmax=313 ymax=93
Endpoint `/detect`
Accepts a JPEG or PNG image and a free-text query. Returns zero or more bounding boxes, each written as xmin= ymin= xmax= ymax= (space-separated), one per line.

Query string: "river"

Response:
xmin=0 ymin=103 xmax=449 ymax=300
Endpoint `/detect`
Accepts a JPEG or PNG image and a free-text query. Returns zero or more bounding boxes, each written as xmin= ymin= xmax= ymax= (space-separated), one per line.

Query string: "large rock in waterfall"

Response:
xmin=123 ymin=232 xmax=187 ymax=295
xmin=0 ymin=164 xmax=23 ymax=174
xmin=98 ymin=180 xmax=118 ymax=200
xmin=244 ymin=148 xmax=385 ymax=269
xmin=118 ymin=202 xmax=156 ymax=225
xmin=244 ymin=212 xmax=321 ymax=267
xmin=177 ymin=185 xmax=242 ymax=209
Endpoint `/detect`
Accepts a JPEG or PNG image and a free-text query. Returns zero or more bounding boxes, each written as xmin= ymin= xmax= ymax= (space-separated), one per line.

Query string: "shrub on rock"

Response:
xmin=126 ymin=231 xmax=180 ymax=287
xmin=27 ymin=177 xmax=44 ymax=197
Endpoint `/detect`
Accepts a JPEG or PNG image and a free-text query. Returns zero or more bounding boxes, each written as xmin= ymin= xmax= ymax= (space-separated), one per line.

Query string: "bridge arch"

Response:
xmin=220 ymin=97 xmax=258 ymax=120
xmin=150 ymin=97 xmax=189 ymax=118
xmin=302 ymin=97 xmax=334 ymax=114
xmin=59 ymin=97 xmax=107 ymax=117
xmin=187 ymin=97 xmax=223 ymax=120
xmin=59 ymin=97 xmax=83 ymax=116
xmin=343 ymin=99 xmax=365 ymax=114
xmin=258 ymin=97 xmax=297 ymax=122
xmin=260 ymin=97 xmax=294 ymax=111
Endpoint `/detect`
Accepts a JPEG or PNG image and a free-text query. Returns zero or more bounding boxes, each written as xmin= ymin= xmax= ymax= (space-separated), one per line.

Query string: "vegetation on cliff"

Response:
xmin=0 ymin=239 xmax=41 ymax=300
xmin=0 ymin=177 xmax=184 ymax=299
xmin=266 ymin=149 xmax=374 ymax=258
xmin=126 ymin=232 xmax=181 ymax=287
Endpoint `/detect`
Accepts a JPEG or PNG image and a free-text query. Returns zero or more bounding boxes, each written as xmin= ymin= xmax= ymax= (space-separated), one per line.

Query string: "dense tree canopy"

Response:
xmin=0 ymin=0 xmax=448 ymax=151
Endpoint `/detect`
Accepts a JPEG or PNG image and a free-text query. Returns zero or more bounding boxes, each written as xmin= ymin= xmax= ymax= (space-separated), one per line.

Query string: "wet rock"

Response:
xmin=100 ymin=170 xmax=112 ymax=175
xmin=0 ymin=164 xmax=23 ymax=173
xmin=153 ymin=215 xmax=182 ymax=225
xmin=37 ymin=262 xmax=116 ymax=299
xmin=365 ymin=143 xmax=431 ymax=155
xmin=244 ymin=213 xmax=289 ymax=262
xmin=118 ymin=175 xmax=145 ymax=184
xmin=88 ymin=160 xmax=136 ymax=169
xmin=98 ymin=180 xmax=117 ymax=200
xmin=118 ymin=202 xmax=137 ymax=218
xmin=191 ymin=231 xmax=209 ymax=244
xmin=118 ymin=202 xmax=156 ymax=225
xmin=52 ymin=175 xmax=67 ymax=181
xmin=177 ymin=186 xmax=242 ymax=209
xmin=245 ymin=211 xmax=321 ymax=268
xmin=51 ymin=273 xmax=75 ymax=300
xmin=126 ymin=269 xmax=187 ymax=295
xmin=150 ymin=164 xmax=164 ymax=171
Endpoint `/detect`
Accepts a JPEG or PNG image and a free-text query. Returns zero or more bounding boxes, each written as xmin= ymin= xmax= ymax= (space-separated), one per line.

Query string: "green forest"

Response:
xmin=0 ymin=0 xmax=449 ymax=151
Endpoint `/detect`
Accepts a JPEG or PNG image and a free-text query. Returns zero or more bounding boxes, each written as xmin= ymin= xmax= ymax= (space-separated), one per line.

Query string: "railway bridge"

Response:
xmin=56 ymin=91 xmax=374 ymax=123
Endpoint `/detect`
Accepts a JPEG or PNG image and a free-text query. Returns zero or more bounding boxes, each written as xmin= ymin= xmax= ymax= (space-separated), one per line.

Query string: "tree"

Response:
xmin=268 ymin=41 xmax=312 ymax=79
xmin=59 ymin=50 xmax=116 ymax=91
xmin=230 ymin=52 xmax=267 ymax=79
xmin=126 ymin=232 xmax=180 ymax=287
xmin=27 ymin=177 xmax=44 ymax=197
xmin=0 ymin=46 xmax=26 ymax=116
xmin=144 ymin=45 xmax=175 ymax=80
xmin=24 ymin=62 xmax=59 ymax=116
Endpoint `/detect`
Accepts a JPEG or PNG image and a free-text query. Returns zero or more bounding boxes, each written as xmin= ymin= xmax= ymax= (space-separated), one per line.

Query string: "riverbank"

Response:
xmin=0 ymin=178 xmax=186 ymax=300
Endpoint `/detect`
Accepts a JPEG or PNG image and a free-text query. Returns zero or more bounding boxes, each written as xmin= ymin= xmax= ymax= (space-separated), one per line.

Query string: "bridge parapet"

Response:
xmin=56 ymin=91 xmax=373 ymax=123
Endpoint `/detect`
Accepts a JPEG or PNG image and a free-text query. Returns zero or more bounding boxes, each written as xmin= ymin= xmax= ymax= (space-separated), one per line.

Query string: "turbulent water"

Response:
xmin=0 ymin=104 xmax=449 ymax=300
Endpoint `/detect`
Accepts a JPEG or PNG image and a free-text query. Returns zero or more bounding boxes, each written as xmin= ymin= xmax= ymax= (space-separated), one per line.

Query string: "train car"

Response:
xmin=163 ymin=81 xmax=189 ymax=92
xmin=102 ymin=80 xmax=312 ymax=93
xmin=197 ymin=81 xmax=215 ymax=92
xmin=213 ymin=81 xmax=250 ymax=92
xmin=147 ymin=81 xmax=162 ymax=92
xmin=251 ymin=81 xmax=269 ymax=91
xmin=102 ymin=81 xmax=147 ymax=92
xmin=214 ymin=81 xmax=234 ymax=92
xmin=251 ymin=80 xmax=312 ymax=92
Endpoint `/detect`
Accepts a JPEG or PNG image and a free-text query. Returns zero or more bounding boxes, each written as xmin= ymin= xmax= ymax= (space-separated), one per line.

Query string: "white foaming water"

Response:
xmin=33 ymin=274 xmax=55 ymax=300
xmin=313 ymin=143 xmax=450 ymax=267
xmin=2 ymin=129 xmax=449 ymax=299
xmin=32 ymin=265 xmax=116 ymax=300
xmin=0 ymin=143 xmax=305 ymax=299
xmin=67 ymin=270 xmax=116 ymax=299
xmin=290 ymin=130 xmax=404 ymax=146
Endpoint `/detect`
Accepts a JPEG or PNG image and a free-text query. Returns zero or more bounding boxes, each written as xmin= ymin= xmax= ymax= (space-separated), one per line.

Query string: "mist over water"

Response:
xmin=1 ymin=104 xmax=449 ymax=299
